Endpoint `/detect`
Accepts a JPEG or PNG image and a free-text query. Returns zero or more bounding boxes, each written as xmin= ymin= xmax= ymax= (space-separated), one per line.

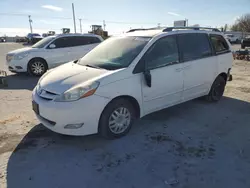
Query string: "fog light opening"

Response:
xmin=15 ymin=66 xmax=23 ymax=69
xmin=64 ymin=123 xmax=84 ymax=129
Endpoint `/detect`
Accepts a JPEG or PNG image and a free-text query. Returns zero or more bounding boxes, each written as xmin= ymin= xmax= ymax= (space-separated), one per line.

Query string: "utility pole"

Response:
xmin=185 ymin=18 xmax=188 ymax=27
xmin=103 ymin=20 xmax=106 ymax=31
xmin=28 ymin=15 xmax=33 ymax=33
xmin=79 ymin=19 xmax=82 ymax=33
xmin=72 ymin=3 xmax=76 ymax=33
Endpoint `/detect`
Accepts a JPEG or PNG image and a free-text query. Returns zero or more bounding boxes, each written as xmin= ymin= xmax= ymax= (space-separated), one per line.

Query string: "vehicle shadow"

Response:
xmin=22 ymin=43 xmax=32 ymax=46
xmin=3 ymin=73 xmax=39 ymax=91
xmin=6 ymin=96 xmax=250 ymax=188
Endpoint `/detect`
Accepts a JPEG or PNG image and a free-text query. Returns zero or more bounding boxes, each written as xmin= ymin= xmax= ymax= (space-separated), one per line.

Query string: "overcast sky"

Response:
xmin=0 ymin=0 xmax=249 ymax=36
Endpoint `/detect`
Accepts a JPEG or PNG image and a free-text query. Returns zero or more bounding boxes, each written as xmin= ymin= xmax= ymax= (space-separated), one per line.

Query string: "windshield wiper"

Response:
xmin=85 ymin=64 xmax=103 ymax=69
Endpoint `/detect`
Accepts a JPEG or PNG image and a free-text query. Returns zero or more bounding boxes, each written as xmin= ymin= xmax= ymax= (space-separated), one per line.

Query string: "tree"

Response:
xmin=231 ymin=14 xmax=250 ymax=32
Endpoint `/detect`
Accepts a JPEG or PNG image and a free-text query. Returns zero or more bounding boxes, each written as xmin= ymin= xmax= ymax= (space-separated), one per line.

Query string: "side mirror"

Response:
xmin=144 ymin=70 xmax=152 ymax=87
xmin=49 ymin=44 xmax=56 ymax=49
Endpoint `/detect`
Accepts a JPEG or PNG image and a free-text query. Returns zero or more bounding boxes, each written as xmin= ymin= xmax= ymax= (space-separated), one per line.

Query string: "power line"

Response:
xmin=0 ymin=13 xmax=28 ymax=16
xmin=0 ymin=12 xmax=164 ymax=25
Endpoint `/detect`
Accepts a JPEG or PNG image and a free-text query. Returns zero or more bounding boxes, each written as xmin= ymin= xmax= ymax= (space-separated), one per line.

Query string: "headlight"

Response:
xmin=14 ymin=52 xmax=29 ymax=60
xmin=6 ymin=54 xmax=14 ymax=62
xmin=36 ymin=83 xmax=42 ymax=94
xmin=54 ymin=81 xmax=100 ymax=102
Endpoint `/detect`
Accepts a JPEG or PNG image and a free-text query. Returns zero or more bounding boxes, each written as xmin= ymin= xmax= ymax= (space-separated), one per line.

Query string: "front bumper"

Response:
xmin=32 ymin=88 xmax=110 ymax=136
xmin=6 ymin=59 xmax=28 ymax=72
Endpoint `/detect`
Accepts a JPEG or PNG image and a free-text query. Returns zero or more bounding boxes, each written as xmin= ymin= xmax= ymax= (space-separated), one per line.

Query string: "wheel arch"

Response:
xmin=27 ymin=57 xmax=48 ymax=70
xmin=103 ymin=95 xmax=141 ymax=118
xmin=218 ymin=72 xmax=227 ymax=82
xmin=98 ymin=95 xmax=141 ymax=135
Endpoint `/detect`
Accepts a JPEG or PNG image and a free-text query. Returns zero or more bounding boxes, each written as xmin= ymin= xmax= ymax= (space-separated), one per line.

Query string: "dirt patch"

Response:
xmin=146 ymin=133 xmax=216 ymax=158
xmin=0 ymin=133 xmax=24 ymax=154
xmin=238 ymin=87 xmax=250 ymax=93
xmin=0 ymin=115 xmax=21 ymax=125
xmin=94 ymin=152 xmax=136 ymax=172
xmin=0 ymin=127 xmax=56 ymax=154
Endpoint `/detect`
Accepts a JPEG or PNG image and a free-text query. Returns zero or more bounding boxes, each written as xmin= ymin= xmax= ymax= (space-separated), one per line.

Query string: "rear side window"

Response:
xmin=74 ymin=36 xmax=101 ymax=46
xmin=52 ymin=37 xmax=72 ymax=48
xmin=178 ymin=33 xmax=212 ymax=62
xmin=89 ymin=37 xmax=101 ymax=44
xmin=50 ymin=36 xmax=101 ymax=49
xmin=210 ymin=35 xmax=229 ymax=53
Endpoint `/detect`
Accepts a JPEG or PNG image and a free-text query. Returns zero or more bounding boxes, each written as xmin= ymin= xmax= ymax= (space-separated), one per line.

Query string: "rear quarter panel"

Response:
xmin=217 ymin=53 xmax=233 ymax=77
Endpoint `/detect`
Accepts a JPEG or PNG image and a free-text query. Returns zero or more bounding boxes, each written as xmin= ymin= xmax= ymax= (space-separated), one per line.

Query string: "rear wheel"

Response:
xmin=28 ymin=58 xmax=48 ymax=76
xmin=99 ymin=98 xmax=136 ymax=139
xmin=205 ymin=76 xmax=226 ymax=102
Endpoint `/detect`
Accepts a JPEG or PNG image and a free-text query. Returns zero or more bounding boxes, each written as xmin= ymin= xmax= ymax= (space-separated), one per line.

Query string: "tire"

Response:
xmin=99 ymin=98 xmax=136 ymax=139
xmin=28 ymin=58 xmax=48 ymax=76
xmin=241 ymin=45 xmax=245 ymax=49
xmin=205 ymin=76 xmax=226 ymax=102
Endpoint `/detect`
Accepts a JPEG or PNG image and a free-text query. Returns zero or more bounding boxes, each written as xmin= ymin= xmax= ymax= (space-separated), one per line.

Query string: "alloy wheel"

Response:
xmin=108 ymin=107 xmax=131 ymax=134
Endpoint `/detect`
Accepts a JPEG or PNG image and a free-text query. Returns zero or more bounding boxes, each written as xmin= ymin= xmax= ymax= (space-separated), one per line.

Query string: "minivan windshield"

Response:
xmin=78 ymin=36 xmax=151 ymax=70
xmin=32 ymin=36 xmax=55 ymax=48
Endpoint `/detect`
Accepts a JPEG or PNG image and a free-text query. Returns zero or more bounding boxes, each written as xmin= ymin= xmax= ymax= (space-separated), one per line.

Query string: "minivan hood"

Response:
xmin=8 ymin=47 xmax=33 ymax=55
xmin=39 ymin=62 xmax=112 ymax=94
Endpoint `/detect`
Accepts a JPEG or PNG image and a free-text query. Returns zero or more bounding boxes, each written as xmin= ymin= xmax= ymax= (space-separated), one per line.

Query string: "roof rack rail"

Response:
xmin=127 ymin=29 xmax=148 ymax=33
xmin=126 ymin=27 xmax=161 ymax=33
xmin=163 ymin=27 xmax=221 ymax=32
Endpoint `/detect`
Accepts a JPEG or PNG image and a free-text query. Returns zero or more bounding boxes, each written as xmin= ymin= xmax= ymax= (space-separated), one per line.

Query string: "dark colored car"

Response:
xmin=0 ymin=38 xmax=6 ymax=42
xmin=241 ymin=37 xmax=250 ymax=49
xmin=26 ymin=33 xmax=43 ymax=44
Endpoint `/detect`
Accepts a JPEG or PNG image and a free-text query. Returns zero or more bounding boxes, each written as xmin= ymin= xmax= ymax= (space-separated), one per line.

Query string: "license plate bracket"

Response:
xmin=32 ymin=101 xmax=39 ymax=115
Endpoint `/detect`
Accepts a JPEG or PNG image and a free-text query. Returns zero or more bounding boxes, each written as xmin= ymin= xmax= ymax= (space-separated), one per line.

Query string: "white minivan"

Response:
xmin=32 ymin=27 xmax=233 ymax=139
xmin=6 ymin=34 xmax=103 ymax=76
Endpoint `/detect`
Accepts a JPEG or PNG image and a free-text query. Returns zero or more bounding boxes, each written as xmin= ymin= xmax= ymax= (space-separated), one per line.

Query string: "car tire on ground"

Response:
xmin=99 ymin=98 xmax=136 ymax=139
xmin=241 ymin=45 xmax=245 ymax=49
xmin=28 ymin=58 xmax=48 ymax=76
xmin=205 ymin=75 xmax=226 ymax=102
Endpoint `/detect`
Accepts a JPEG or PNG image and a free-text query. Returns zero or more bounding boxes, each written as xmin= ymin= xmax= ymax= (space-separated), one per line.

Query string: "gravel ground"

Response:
xmin=0 ymin=43 xmax=250 ymax=188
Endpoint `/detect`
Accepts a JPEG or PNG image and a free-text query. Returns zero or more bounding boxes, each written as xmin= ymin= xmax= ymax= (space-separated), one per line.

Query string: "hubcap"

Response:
xmin=108 ymin=107 xmax=131 ymax=134
xmin=31 ymin=61 xmax=45 ymax=75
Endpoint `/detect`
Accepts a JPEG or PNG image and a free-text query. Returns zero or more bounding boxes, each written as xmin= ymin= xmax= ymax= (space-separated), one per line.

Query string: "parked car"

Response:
xmin=16 ymin=37 xmax=27 ymax=43
xmin=32 ymin=27 xmax=233 ymax=139
xmin=6 ymin=34 xmax=103 ymax=76
xmin=26 ymin=33 xmax=43 ymax=44
xmin=225 ymin=34 xmax=239 ymax=43
xmin=241 ymin=36 xmax=250 ymax=49
xmin=0 ymin=38 xmax=6 ymax=42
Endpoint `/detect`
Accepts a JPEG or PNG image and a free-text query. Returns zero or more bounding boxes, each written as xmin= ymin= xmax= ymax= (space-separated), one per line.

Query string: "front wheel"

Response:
xmin=28 ymin=58 xmax=48 ymax=76
xmin=205 ymin=76 xmax=226 ymax=102
xmin=99 ymin=98 xmax=136 ymax=139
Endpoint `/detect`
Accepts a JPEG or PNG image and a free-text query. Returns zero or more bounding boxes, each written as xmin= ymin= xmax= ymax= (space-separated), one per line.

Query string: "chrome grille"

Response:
xmin=39 ymin=89 xmax=59 ymax=100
